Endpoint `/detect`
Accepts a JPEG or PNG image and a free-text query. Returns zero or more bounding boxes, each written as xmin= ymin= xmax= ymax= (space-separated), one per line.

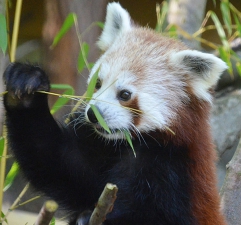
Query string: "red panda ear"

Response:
xmin=97 ymin=3 xmax=132 ymax=51
xmin=170 ymin=50 xmax=228 ymax=102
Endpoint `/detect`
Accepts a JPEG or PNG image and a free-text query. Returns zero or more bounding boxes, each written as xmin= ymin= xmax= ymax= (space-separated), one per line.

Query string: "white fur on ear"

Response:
xmin=170 ymin=50 xmax=227 ymax=102
xmin=97 ymin=2 xmax=132 ymax=51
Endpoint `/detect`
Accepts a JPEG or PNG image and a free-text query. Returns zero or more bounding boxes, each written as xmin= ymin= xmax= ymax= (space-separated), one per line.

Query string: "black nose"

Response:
xmin=87 ymin=107 xmax=98 ymax=123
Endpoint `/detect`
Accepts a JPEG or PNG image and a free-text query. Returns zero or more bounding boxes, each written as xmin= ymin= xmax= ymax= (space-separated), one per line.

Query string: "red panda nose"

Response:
xmin=87 ymin=107 xmax=98 ymax=124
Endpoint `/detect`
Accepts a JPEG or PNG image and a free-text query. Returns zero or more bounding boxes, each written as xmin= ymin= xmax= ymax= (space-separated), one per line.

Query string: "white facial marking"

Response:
xmin=83 ymin=3 xmax=227 ymax=141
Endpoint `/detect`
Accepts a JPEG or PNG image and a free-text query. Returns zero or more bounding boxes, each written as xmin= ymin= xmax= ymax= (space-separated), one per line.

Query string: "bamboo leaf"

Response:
xmin=0 ymin=14 xmax=8 ymax=54
xmin=1 ymin=211 xmax=8 ymax=224
xmin=88 ymin=63 xmax=95 ymax=69
xmin=4 ymin=162 xmax=19 ymax=191
xmin=123 ymin=130 xmax=136 ymax=157
xmin=210 ymin=11 xmax=229 ymax=49
xmin=78 ymin=42 xmax=89 ymax=72
xmin=155 ymin=2 xmax=168 ymax=33
xmin=0 ymin=137 xmax=5 ymax=157
xmin=86 ymin=66 xmax=100 ymax=101
xmin=218 ymin=46 xmax=233 ymax=75
xmin=90 ymin=105 xmax=110 ymax=134
xmin=50 ymin=217 xmax=56 ymax=225
xmin=221 ymin=1 xmax=232 ymax=36
xmin=236 ymin=62 xmax=241 ymax=77
xmin=50 ymin=88 xmax=74 ymax=114
xmin=233 ymin=14 xmax=241 ymax=37
xmin=50 ymin=84 xmax=75 ymax=114
xmin=51 ymin=13 xmax=76 ymax=48
xmin=51 ymin=84 xmax=74 ymax=90
xmin=168 ymin=25 xmax=178 ymax=38
xmin=95 ymin=22 xmax=104 ymax=29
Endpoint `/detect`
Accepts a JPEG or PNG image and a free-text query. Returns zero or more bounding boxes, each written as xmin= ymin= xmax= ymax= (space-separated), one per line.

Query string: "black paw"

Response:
xmin=3 ymin=62 xmax=50 ymax=108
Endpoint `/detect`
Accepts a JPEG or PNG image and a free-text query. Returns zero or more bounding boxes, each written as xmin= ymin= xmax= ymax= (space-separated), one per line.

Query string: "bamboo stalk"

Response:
xmin=10 ymin=0 xmax=23 ymax=62
xmin=0 ymin=126 xmax=7 ymax=216
xmin=0 ymin=183 xmax=30 ymax=223
xmin=35 ymin=200 xmax=58 ymax=225
xmin=88 ymin=183 xmax=118 ymax=225
xmin=0 ymin=0 xmax=23 ymax=218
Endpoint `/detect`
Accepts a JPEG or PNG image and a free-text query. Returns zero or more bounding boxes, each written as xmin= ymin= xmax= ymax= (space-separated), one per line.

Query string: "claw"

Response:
xmin=26 ymin=86 xmax=32 ymax=95
xmin=15 ymin=89 xmax=22 ymax=99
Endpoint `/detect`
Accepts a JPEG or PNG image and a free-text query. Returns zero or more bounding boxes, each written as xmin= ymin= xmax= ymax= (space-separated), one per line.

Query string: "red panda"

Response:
xmin=3 ymin=2 xmax=227 ymax=225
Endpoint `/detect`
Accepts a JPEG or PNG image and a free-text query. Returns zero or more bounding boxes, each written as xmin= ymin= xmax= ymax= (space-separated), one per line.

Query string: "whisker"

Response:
xmin=39 ymin=89 xmax=175 ymax=137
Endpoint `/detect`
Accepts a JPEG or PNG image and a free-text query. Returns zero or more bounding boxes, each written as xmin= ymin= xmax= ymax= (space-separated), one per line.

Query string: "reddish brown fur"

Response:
xmin=121 ymin=97 xmax=141 ymax=127
xmin=169 ymin=87 xmax=227 ymax=224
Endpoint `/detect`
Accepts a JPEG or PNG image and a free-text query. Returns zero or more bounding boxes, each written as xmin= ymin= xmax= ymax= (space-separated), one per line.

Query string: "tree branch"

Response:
xmin=88 ymin=183 xmax=118 ymax=225
xmin=35 ymin=200 xmax=59 ymax=225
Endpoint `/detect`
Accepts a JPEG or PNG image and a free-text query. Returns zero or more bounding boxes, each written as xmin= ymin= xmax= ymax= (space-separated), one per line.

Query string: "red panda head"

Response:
xmin=85 ymin=2 xmax=227 ymax=140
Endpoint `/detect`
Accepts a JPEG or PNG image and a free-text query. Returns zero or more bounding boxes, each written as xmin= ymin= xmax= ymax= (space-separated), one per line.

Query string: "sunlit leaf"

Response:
xmin=86 ymin=66 xmax=100 ymax=101
xmin=51 ymin=13 xmax=76 ymax=48
xmin=168 ymin=25 xmax=178 ymax=38
xmin=4 ymin=162 xmax=19 ymax=191
xmin=218 ymin=46 xmax=233 ymax=75
xmin=0 ymin=137 xmax=5 ymax=157
xmin=233 ymin=14 xmax=241 ymax=37
xmin=95 ymin=22 xmax=104 ymax=29
xmin=51 ymin=84 xmax=74 ymax=90
xmin=155 ymin=1 xmax=168 ymax=33
xmin=123 ymin=130 xmax=136 ymax=157
xmin=50 ymin=84 xmax=75 ymax=114
xmin=0 ymin=14 xmax=8 ymax=54
xmin=236 ymin=62 xmax=241 ymax=77
xmin=1 ymin=211 xmax=8 ymax=224
xmin=78 ymin=42 xmax=89 ymax=72
xmin=50 ymin=88 xmax=74 ymax=115
xmin=221 ymin=1 xmax=232 ymax=36
xmin=88 ymin=63 xmax=95 ymax=69
xmin=90 ymin=105 xmax=110 ymax=134
xmin=210 ymin=11 xmax=229 ymax=49
xmin=50 ymin=217 xmax=56 ymax=225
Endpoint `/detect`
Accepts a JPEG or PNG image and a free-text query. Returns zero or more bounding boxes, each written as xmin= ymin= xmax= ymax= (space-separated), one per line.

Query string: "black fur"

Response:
xmin=3 ymin=63 xmax=196 ymax=225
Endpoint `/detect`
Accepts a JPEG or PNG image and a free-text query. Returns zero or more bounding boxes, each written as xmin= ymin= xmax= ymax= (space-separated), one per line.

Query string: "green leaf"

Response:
xmin=155 ymin=2 xmax=168 ymax=33
xmin=51 ymin=84 xmax=74 ymax=90
xmin=0 ymin=137 xmax=5 ymax=157
xmin=50 ymin=84 xmax=75 ymax=114
xmin=236 ymin=62 xmax=241 ymax=77
xmin=0 ymin=14 xmax=8 ymax=54
xmin=221 ymin=1 xmax=232 ymax=36
xmin=88 ymin=63 xmax=95 ymax=69
xmin=77 ymin=42 xmax=89 ymax=72
xmin=50 ymin=88 xmax=74 ymax=114
xmin=50 ymin=217 xmax=56 ymax=225
xmin=4 ymin=162 xmax=19 ymax=192
xmin=210 ymin=11 xmax=229 ymax=49
xmin=1 ymin=211 xmax=8 ymax=224
xmin=95 ymin=22 xmax=104 ymax=29
xmin=51 ymin=13 xmax=76 ymax=48
xmin=90 ymin=105 xmax=110 ymax=134
xmin=218 ymin=46 xmax=233 ymax=75
xmin=86 ymin=66 xmax=100 ymax=101
xmin=168 ymin=25 xmax=178 ymax=38
xmin=233 ymin=14 xmax=241 ymax=37
xmin=123 ymin=130 xmax=136 ymax=157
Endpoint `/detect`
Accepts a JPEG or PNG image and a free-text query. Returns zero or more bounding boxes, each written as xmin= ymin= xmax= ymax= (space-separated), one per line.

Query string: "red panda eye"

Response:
xmin=118 ymin=90 xmax=131 ymax=101
xmin=95 ymin=79 xmax=102 ymax=89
